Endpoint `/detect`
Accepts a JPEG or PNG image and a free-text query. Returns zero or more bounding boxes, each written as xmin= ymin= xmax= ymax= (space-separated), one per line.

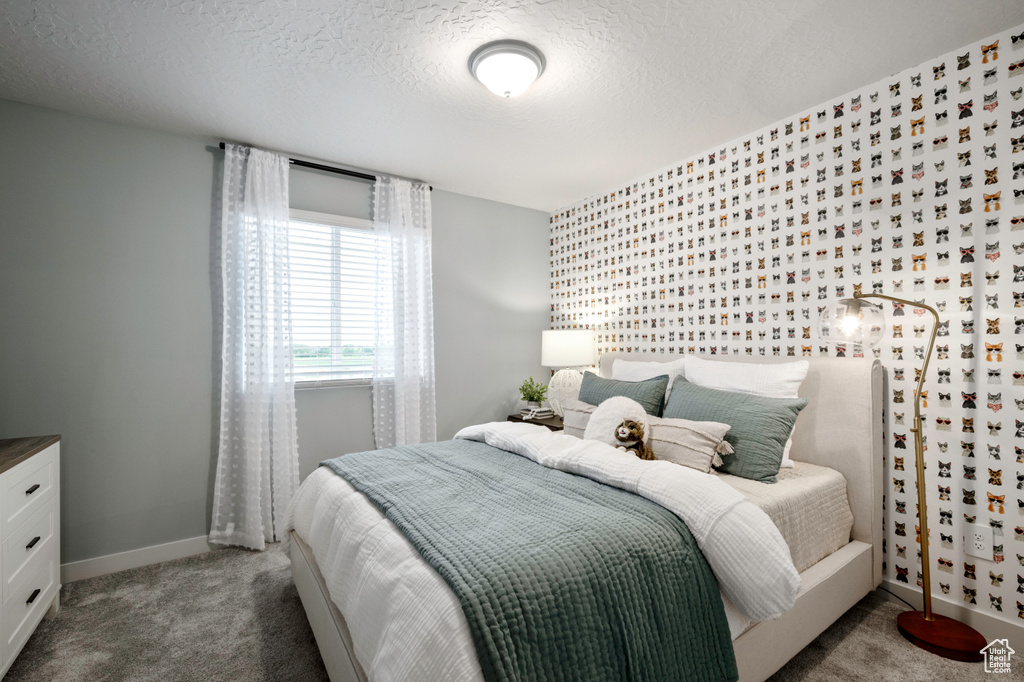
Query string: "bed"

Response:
xmin=288 ymin=354 xmax=883 ymax=682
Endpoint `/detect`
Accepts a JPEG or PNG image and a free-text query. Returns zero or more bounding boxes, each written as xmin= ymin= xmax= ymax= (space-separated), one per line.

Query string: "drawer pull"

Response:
xmin=25 ymin=484 xmax=40 ymax=495
xmin=26 ymin=589 xmax=40 ymax=605
xmin=26 ymin=536 xmax=40 ymax=550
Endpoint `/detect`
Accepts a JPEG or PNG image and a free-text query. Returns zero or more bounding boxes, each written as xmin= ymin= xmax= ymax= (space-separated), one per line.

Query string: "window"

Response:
xmin=288 ymin=209 xmax=391 ymax=386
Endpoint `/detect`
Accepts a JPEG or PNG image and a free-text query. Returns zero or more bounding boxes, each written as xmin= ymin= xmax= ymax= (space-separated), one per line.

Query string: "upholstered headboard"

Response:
xmin=599 ymin=353 xmax=883 ymax=586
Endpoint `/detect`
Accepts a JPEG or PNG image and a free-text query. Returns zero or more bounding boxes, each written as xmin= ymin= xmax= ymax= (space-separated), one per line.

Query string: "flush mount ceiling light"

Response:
xmin=469 ymin=40 xmax=545 ymax=98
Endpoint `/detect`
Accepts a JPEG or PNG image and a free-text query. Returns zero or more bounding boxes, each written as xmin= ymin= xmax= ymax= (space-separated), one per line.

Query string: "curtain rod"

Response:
xmin=216 ymin=142 xmax=431 ymax=190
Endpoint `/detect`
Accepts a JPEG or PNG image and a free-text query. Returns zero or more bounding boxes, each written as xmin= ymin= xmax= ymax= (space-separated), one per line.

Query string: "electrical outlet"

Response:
xmin=964 ymin=523 xmax=993 ymax=560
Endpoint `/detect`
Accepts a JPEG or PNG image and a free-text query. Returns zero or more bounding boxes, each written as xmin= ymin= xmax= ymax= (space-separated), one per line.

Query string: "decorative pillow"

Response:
xmin=577 ymin=372 xmax=668 ymax=417
xmin=611 ymin=357 xmax=688 ymax=402
xmin=684 ymin=357 xmax=809 ymax=469
xmin=583 ymin=396 xmax=650 ymax=449
xmin=663 ymin=378 xmax=807 ymax=483
xmin=561 ymin=398 xmax=594 ymax=439
xmin=647 ymin=416 xmax=733 ymax=474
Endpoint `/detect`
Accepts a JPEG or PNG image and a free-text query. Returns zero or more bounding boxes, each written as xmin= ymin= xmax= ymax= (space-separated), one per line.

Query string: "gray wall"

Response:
xmin=0 ymin=98 xmax=549 ymax=563
xmin=431 ymin=191 xmax=551 ymax=440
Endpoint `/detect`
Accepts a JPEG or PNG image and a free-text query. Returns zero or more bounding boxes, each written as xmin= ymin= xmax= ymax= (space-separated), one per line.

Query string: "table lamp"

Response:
xmin=541 ymin=329 xmax=596 ymax=417
xmin=819 ymin=291 xmax=986 ymax=662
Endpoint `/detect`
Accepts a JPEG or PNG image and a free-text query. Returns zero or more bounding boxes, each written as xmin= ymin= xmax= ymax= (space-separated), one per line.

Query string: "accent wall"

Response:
xmin=550 ymin=24 xmax=1024 ymax=628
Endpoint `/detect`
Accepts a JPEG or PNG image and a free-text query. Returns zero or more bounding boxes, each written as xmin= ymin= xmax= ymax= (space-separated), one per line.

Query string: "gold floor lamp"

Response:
xmin=819 ymin=291 xmax=987 ymax=662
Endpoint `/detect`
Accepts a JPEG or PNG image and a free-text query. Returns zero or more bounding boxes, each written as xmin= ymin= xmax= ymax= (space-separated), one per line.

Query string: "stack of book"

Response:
xmin=520 ymin=406 xmax=554 ymax=420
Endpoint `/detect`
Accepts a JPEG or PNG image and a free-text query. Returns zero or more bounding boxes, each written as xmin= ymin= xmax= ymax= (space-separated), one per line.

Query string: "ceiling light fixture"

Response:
xmin=469 ymin=40 xmax=545 ymax=98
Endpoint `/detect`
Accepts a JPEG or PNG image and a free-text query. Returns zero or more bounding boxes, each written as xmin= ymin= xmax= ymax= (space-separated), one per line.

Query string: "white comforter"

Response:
xmin=286 ymin=422 xmax=801 ymax=682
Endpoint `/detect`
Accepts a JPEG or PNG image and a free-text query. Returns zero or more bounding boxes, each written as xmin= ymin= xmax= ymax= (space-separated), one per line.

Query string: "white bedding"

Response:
xmin=714 ymin=461 xmax=855 ymax=638
xmin=286 ymin=422 xmax=809 ymax=682
xmin=289 ymin=467 xmax=481 ymax=681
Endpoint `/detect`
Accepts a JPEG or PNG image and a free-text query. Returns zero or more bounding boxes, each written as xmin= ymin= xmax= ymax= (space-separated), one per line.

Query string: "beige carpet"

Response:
xmin=6 ymin=544 xmax=328 ymax=681
xmin=4 ymin=544 xmax=999 ymax=681
xmin=768 ymin=593 xmax=994 ymax=681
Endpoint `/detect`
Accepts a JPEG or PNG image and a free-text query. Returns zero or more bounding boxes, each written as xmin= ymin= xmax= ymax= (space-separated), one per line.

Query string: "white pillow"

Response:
xmin=779 ymin=441 xmax=795 ymax=469
xmin=684 ymin=357 xmax=809 ymax=469
xmin=611 ymin=357 xmax=688 ymax=401
xmin=684 ymin=356 xmax=808 ymax=399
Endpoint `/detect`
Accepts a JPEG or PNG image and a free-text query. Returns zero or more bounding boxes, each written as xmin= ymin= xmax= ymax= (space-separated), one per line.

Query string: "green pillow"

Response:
xmin=662 ymin=377 xmax=807 ymax=483
xmin=576 ymin=372 xmax=669 ymax=417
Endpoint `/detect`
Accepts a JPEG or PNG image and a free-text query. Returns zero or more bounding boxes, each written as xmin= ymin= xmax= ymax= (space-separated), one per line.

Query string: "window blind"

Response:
xmin=288 ymin=209 xmax=389 ymax=385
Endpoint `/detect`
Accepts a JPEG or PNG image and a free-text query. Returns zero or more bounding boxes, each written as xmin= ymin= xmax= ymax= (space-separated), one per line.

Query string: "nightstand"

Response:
xmin=507 ymin=414 xmax=564 ymax=432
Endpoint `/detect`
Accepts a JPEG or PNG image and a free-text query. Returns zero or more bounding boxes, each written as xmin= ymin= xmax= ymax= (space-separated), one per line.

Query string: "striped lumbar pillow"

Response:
xmin=562 ymin=399 xmax=595 ymax=438
xmin=563 ymin=399 xmax=732 ymax=475
xmin=647 ymin=416 xmax=734 ymax=473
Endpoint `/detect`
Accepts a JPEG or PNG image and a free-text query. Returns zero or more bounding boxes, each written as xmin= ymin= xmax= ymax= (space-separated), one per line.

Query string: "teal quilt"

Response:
xmin=323 ymin=439 xmax=736 ymax=682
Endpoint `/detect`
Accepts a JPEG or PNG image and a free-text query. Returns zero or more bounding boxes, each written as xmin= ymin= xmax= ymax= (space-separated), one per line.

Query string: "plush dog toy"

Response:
xmin=583 ymin=396 xmax=656 ymax=461
xmin=614 ymin=419 xmax=655 ymax=460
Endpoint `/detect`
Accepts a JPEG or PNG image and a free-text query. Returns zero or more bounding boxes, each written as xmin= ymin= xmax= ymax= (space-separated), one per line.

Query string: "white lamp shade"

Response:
xmin=541 ymin=330 xmax=595 ymax=368
xmin=818 ymin=298 xmax=886 ymax=348
xmin=470 ymin=41 xmax=545 ymax=98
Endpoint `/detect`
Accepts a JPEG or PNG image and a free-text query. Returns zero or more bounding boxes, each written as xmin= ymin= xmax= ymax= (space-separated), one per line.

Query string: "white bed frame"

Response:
xmin=291 ymin=354 xmax=883 ymax=682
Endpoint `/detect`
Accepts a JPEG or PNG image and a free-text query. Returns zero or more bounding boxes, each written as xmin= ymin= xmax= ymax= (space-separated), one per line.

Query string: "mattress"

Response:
xmin=287 ymin=454 xmax=853 ymax=682
xmin=715 ymin=460 xmax=854 ymax=637
xmin=716 ymin=460 xmax=854 ymax=573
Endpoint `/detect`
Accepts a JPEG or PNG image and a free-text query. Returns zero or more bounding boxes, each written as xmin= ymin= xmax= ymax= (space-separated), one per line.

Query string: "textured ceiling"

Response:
xmin=2 ymin=1 xmax=1023 ymax=212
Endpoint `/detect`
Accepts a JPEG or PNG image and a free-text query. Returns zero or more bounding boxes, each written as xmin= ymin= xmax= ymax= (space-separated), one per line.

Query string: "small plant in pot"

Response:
xmin=519 ymin=377 xmax=548 ymax=410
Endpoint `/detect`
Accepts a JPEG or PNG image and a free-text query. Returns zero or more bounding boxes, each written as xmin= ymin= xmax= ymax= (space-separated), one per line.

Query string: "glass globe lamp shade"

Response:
xmin=470 ymin=41 xmax=545 ymax=98
xmin=818 ymin=298 xmax=886 ymax=348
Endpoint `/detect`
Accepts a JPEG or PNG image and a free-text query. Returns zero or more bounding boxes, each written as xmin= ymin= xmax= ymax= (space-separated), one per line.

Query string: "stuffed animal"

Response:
xmin=614 ymin=419 xmax=655 ymax=460
xmin=583 ymin=396 xmax=656 ymax=461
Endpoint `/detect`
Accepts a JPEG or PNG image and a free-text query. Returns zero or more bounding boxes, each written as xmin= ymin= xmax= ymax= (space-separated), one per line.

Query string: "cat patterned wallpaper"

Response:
xmin=549 ymin=24 xmax=1024 ymax=625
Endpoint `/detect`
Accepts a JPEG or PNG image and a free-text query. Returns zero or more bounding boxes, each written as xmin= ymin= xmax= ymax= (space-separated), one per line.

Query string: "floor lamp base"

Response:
xmin=897 ymin=610 xmax=986 ymax=662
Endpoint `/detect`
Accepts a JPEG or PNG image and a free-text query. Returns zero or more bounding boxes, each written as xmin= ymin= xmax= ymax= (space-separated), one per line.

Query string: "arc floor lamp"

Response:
xmin=819 ymin=291 xmax=986 ymax=662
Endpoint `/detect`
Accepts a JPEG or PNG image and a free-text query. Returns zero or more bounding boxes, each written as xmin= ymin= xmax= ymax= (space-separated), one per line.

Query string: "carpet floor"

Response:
xmin=6 ymin=544 xmax=328 ymax=682
xmin=767 ymin=593 xmax=993 ymax=682
xmin=4 ymin=544 xmax=999 ymax=681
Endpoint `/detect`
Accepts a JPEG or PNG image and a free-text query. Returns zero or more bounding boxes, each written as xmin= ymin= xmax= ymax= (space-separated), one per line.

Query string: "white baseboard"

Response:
xmin=879 ymin=579 xmax=1024 ymax=653
xmin=61 ymin=535 xmax=218 ymax=583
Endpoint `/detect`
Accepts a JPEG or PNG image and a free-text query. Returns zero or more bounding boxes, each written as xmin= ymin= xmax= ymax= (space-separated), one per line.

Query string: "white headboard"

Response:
xmin=599 ymin=353 xmax=883 ymax=586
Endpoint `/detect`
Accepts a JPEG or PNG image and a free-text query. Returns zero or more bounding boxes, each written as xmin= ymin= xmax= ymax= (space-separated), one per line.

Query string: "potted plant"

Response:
xmin=518 ymin=377 xmax=548 ymax=411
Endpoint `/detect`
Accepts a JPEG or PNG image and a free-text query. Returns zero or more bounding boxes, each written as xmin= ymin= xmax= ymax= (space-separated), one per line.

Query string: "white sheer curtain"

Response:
xmin=372 ymin=176 xmax=437 ymax=448
xmin=210 ymin=144 xmax=299 ymax=550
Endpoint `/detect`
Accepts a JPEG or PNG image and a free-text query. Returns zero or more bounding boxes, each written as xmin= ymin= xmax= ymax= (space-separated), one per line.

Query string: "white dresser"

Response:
xmin=0 ymin=436 xmax=60 ymax=678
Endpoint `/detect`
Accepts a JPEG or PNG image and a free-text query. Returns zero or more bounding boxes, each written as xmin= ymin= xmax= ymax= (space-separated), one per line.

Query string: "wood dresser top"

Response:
xmin=0 ymin=435 xmax=60 ymax=476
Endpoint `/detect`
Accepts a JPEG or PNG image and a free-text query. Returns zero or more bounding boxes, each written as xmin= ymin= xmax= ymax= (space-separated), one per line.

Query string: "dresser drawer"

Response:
xmin=3 ymin=541 xmax=56 ymax=661
xmin=0 ymin=444 xmax=56 ymax=539
xmin=2 ymin=500 xmax=56 ymax=602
